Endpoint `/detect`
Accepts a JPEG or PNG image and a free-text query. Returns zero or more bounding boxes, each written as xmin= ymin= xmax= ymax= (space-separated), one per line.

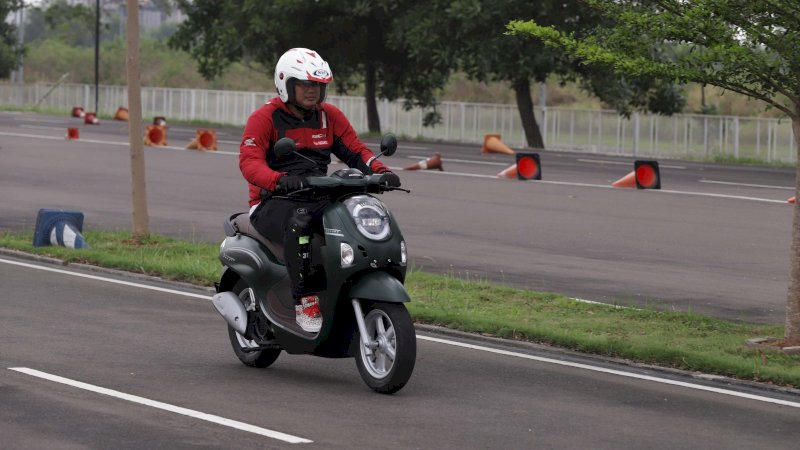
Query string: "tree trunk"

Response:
xmin=513 ymin=78 xmax=545 ymax=149
xmin=786 ymin=115 xmax=800 ymax=344
xmin=126 ymin=0 xmax=149 ymax=240
xmin=364 ymin=62 xmax=381 ymax=133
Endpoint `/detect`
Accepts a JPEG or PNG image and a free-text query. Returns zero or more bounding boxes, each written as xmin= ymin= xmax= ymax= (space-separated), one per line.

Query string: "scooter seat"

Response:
xmin=230 ymin=213 xmax=286 ymax=263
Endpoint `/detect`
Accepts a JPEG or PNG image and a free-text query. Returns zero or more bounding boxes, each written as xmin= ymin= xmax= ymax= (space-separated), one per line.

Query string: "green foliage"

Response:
xmin=508 ymin=0 xmax=800 ymax=119
xmin=22 ymin=0 xmax=104 ymax=48
xmin=45 ymin=0 xmax=98 ymax=47
xmin=400 ymin=0 xmax=685 ymax=147
xmin=0 ymin=230 xmax=220 ymax=285
xmin=169 ymin=0 xmax=456 ymax=131
xmin=22 ymin=37 xmax=271 ymax=89
xmin=0 ymin=0 xmax=23 ymax=79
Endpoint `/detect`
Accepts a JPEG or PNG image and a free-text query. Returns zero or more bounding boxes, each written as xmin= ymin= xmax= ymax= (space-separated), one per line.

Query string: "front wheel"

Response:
xmin=355 ymin=302 xmax=416 ymax=394
xmin=228 ymin=280 xmax=281 ymax=368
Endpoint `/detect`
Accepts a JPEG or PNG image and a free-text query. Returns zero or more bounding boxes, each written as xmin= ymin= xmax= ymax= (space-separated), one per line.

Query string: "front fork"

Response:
xmin=352 ymin=299 xmax=378 ymax=356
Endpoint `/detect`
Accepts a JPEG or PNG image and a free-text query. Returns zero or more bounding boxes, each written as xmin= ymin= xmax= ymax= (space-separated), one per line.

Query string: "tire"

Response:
xmin=228 ymin=280 xmax=281 ymax=368
xmin=355 ymin=302 xmax=416 ymax=394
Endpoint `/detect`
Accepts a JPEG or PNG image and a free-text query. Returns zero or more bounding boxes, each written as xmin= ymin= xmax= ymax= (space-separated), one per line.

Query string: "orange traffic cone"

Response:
xmin=114 ymin=107 xmax=129 ymax=121
xmin=481 ymin=133 xmax=515 ymax=155
xmin=497 ymin=164 xmax=518 ymax=178
xmin=612 ymin=160 xmax=661 ymax=189
xmin=144 ymin=125 xmax=167 ymax=146
xmin=84 ymin=112 xmax=99 ymax=125
xmin=612 ymin=171 xmax=637 ymax=188
xmin=405 ymin=153 xmax=443 ymax=171
xmin=789 ymin=197 xmax=796 ymax=204
xmin=186 ymin=129 xmax=218 ymax=151
xmin=153 ymin=116 xmax=167 ymax=126
xmin=66 ymin=128 xmax=79 ymax=140
xmin=71 ymin=106 xmax=85 ymax=118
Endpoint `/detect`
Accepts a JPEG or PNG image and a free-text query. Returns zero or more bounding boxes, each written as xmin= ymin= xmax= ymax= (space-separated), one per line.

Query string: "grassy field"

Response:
xmin=1 ymin=229 xmax=798 ymax=388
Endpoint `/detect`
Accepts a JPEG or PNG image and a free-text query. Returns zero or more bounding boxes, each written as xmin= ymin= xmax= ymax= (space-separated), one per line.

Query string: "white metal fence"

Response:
xmin=1 ymin=82 xmax=796 ymax=164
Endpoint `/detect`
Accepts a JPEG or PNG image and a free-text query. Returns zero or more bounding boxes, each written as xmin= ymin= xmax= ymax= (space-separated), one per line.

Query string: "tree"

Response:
xmin=509 ymin=0 xmax=800 ymax=344
xmin=403 ymin=0 xmax=684 ymax=149
xmin=169 ymin=0 xmax=453 ymax=133
xmin=0 ymin=0 xmax=23 ymax=79
xmin=37 ymin=0 xmax=101 ymax=48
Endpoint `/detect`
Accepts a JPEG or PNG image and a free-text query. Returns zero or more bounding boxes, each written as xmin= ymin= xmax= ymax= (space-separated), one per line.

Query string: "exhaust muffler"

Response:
xmin=211 ymin=291 xmax=247 ymax=335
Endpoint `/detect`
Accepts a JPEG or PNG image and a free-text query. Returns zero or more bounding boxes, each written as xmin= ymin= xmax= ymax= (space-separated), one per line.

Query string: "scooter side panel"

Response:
xmin=219 ymin=235 xmax=287 ymax=295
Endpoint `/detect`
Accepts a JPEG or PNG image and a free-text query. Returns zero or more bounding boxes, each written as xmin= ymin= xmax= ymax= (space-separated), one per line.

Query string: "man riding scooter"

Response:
xmin=239 ymin=47 xmax=402 ymax=332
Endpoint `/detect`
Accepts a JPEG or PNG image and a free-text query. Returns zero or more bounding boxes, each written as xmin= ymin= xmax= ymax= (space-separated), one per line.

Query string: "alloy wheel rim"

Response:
xmin=360 ymin=309 xmax=397 ymax=379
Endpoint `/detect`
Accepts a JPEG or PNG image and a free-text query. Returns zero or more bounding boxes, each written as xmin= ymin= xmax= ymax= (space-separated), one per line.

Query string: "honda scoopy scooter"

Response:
xmin=211 ymin=134 xmax=416 ymax=394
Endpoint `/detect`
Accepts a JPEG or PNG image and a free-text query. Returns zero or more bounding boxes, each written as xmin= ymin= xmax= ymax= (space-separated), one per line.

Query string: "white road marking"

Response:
xmin=408 ymin=154 xmax=509 ymax=166
xmin=12 ymin=116 xmax=69 ymax=124
xmin=0 ymin=131 xmax=238 ymax=156
xmin=396 ymin=168 xmax=788 ymax=204
xmin=19 ymin=124 xmax=68 ymax=131
xmin=699 ymin=179 xmax=795 ymax=190
xmin=8 ymin=367 xmax=312 ymax=444
xmin=3 ymin=256 xmax=798 ymax=409
xmin=0 ymin=258 xmax=211 ymax=300
xmin=1 ymin=131 xmax=787 ymax=203
xmin=415 ymin=336 xmax=800 ymax=409
xmin=169 ymin=127 xmax=231 ymax=136
xmin=656 ymin=189 xmax=788 ymax=204
xmin=578 ymin=158 xmax=687 ymax=169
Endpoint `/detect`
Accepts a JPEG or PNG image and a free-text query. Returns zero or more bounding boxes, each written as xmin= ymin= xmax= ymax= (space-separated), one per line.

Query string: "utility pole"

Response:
xmin=17 ymin=3 xmax=24 ymax=85
xmin=126 ymin=0 xmax=149 ymax=239
xmin=95 ymin=0 xmax=100 ymax=113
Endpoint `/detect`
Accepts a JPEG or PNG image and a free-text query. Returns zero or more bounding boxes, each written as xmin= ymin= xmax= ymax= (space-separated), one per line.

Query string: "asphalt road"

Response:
xmin=0 ymin=111 xmax=797 ymax=323
xmin=2 ymin=256 xmax=799 ymax=449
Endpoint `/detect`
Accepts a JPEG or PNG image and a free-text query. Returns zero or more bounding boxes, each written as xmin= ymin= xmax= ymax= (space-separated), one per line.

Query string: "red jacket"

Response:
xmin=239 ymin=98 xmax=389 ymax=206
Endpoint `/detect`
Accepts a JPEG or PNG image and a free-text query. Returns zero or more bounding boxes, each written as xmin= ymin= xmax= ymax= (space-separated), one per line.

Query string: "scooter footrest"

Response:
xmin=241 ymin=343 xmax=281 ymax=353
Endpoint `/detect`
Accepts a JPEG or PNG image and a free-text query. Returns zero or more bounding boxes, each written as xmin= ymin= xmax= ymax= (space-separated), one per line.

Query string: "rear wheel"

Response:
xmin=228 ymin=280 xmax=281 ymax=368
xmin=355 ymin=302 xmax=416 ymax=394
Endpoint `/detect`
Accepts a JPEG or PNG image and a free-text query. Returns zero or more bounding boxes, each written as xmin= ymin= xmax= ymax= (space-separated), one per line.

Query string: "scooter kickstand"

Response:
xmin=351 ymin=299 xmax=378 ymax=356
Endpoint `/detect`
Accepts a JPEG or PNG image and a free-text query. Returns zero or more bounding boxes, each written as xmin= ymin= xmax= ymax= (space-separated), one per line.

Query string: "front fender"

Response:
xmin=348 ymin=271 xmax=410 ymax=302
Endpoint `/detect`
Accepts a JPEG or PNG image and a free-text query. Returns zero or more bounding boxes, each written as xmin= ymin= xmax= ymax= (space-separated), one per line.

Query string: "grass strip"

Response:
xmin=1 ymin=230 xmax=797 ymax=387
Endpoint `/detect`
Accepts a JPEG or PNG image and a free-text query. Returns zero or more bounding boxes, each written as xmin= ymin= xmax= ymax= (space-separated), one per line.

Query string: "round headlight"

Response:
xmin=344 ymin=195 xmax=391 ymax=240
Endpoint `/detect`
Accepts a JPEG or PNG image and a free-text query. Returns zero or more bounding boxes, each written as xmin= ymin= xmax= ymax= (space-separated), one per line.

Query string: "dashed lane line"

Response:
xmin=8 ymin=367 xmax=312 ymax=444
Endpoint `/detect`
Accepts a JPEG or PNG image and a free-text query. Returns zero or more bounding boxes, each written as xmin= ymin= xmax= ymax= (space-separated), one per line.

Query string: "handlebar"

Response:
xmin=274 ymin=173 xmax=409 ymax=197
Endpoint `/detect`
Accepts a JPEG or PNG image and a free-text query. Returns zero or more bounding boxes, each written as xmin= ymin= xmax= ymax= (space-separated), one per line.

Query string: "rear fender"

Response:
xmin=217 ymin=267 xmax=241 ymax=293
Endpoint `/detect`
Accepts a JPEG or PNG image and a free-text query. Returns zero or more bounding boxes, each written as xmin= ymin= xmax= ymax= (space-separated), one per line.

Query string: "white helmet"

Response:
xmin=274 ymin=48 xmax=333 ymax=104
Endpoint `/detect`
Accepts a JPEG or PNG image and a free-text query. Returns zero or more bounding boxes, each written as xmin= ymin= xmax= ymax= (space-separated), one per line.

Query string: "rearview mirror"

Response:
xmin=273 ymin=137 xmax=296 ymax=158
xmin=380 ymin=133 xmax=397 ymax=157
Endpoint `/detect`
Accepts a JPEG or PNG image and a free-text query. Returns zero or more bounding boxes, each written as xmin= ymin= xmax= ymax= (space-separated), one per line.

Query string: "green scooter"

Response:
xmin=212 ymin=134 xmax=416 ymax=394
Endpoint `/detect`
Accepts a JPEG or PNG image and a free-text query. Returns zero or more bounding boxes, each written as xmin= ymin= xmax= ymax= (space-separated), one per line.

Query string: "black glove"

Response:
xmin=381 ymin=171 xmax=401 ymax=188
xmin=277 ymin=175 xmax=307 ymax=193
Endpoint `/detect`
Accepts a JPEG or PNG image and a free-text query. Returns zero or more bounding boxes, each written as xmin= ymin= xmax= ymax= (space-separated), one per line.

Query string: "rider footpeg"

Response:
xmin=241 ymin=342 xmax=281 ymax=353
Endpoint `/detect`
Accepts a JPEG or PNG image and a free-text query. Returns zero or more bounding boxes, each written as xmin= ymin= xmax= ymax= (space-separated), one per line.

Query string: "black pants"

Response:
xmin=251 ymin=197 xmax=329 ymax=298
